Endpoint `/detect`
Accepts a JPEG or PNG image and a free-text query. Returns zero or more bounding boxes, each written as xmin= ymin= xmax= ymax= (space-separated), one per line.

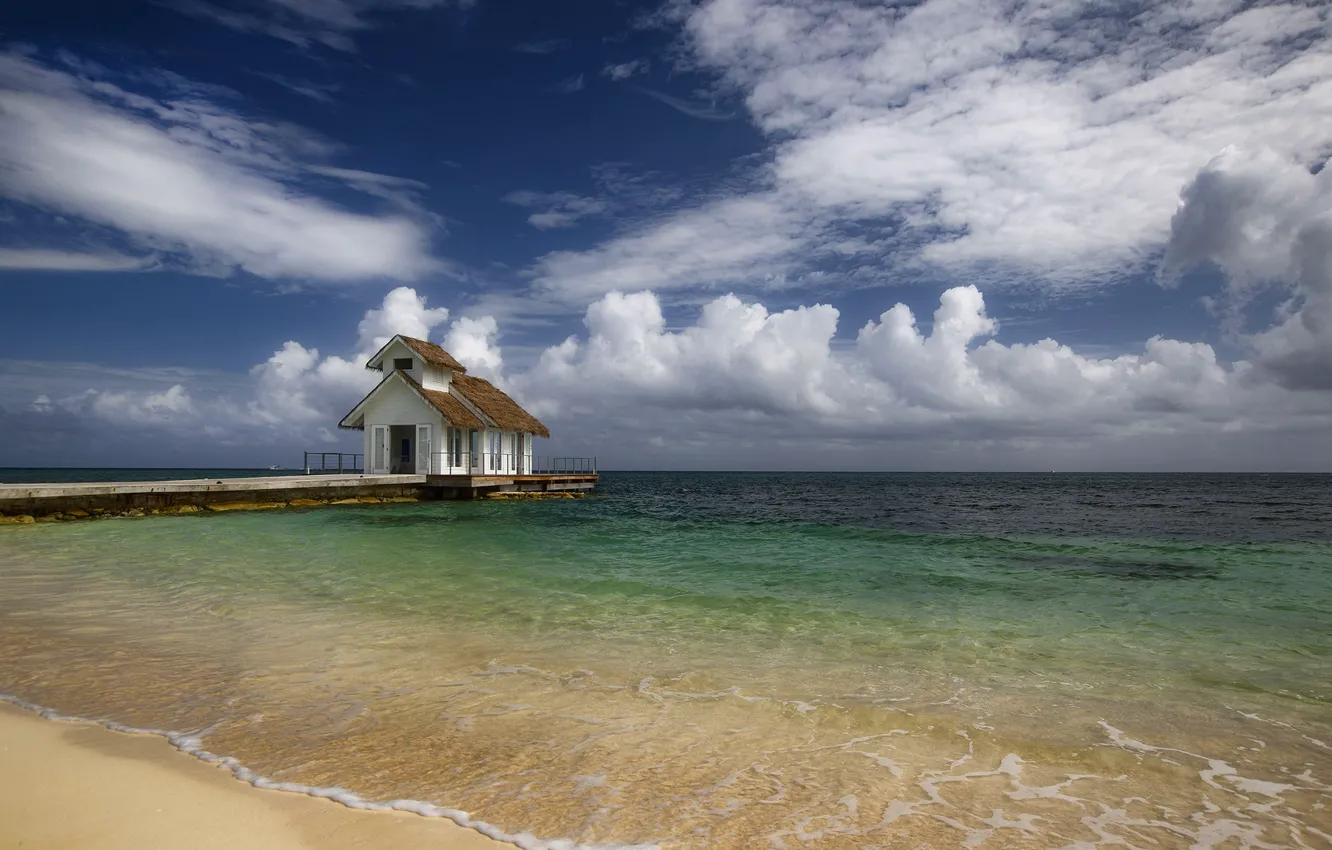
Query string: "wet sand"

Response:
xmin=0 ymin=703 xmax=506 ymax=850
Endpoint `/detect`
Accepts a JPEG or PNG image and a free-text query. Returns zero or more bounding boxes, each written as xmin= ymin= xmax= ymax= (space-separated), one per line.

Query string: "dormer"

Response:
xmin=365 ymin=335 xmax=467 ymax=391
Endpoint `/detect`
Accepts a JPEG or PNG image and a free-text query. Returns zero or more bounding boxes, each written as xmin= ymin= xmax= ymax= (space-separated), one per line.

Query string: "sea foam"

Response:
xmin=0 ymin=692 xmax=659 ymax=850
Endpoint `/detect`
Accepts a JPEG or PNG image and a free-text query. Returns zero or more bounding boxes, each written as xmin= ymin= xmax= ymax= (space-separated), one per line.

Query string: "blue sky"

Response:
xmin=1 ymin=0 xmax=1330 ymax=470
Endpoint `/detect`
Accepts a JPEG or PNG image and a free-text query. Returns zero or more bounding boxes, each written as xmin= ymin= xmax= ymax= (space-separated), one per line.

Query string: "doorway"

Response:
xmin=388 ymin=425 xmax=414 ymax=473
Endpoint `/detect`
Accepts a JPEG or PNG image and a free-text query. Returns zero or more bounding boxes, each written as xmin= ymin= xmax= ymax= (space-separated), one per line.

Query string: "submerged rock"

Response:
xmin=204 ymin=501 xmax=283 ymax=512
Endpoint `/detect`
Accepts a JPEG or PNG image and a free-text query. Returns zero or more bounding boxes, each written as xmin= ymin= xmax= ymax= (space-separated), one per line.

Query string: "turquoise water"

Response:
xmin=1 ymin=473 xmax=1330 ymax=847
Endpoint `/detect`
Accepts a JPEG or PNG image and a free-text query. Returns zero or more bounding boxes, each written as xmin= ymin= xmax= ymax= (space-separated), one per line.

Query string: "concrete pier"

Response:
xmin=0 ymin=472 xmax=599 ymax=521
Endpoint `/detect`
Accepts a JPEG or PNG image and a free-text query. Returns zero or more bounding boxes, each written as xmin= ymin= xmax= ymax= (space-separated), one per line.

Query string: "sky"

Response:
xmin=0 ymin=0 xmax=1331 ymax=471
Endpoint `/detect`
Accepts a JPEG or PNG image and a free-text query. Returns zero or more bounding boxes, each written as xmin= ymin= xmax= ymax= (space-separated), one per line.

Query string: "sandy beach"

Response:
xmin=0 ymin=703 xmax=506 ymax=850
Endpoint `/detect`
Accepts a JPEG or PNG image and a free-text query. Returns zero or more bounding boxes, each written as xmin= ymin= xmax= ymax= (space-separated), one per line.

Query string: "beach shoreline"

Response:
xmin=0 ymin=701 xmax=508 ymax=850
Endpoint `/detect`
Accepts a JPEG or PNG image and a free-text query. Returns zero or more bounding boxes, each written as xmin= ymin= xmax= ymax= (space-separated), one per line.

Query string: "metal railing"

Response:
xmin=428 ymin=451 xmax=533 ymax=475
xmin=425 ymin=452 xmax=597 ymax=476
xmin=304 ymin=452 xmax=364 ymax=474
xmin=430 ymin=450 xmax=478 ymax=475
xmin=531 ymin=456 xmax=598 ymax=474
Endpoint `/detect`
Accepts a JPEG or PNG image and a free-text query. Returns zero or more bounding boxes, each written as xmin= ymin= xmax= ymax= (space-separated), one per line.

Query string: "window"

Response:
xmin=393 ymin=357 xmax=413 ymax=371
xmin=400 ymin=437 xmax=411 ymax=463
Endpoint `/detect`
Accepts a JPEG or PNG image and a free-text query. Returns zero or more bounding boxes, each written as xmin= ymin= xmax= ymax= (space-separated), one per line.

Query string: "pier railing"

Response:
xmin=303 ymin=452 xmax=364 ymax=474
xmin=531 ymin=456 xmax=597 ymax=474
xmin=426 ymin=452 xmax=597 ymax=476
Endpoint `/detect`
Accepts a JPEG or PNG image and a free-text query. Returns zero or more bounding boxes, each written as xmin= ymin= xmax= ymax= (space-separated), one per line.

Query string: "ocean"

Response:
xmin=1 ymin=471 xmax=1329 ymax=848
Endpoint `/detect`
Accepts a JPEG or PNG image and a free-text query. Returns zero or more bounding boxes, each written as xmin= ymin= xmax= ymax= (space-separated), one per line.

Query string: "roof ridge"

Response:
xmin=364 ymin=334 xmax=467 ymax=374
xmin=337 ymin=369 xmax=483 ymax=431
xmin=450 ymin=372 xmax=550 ymax=438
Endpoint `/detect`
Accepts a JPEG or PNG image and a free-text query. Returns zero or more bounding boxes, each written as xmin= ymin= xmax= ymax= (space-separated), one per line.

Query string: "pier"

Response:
xmin=0 ymin=463 xmax=599 ymax=522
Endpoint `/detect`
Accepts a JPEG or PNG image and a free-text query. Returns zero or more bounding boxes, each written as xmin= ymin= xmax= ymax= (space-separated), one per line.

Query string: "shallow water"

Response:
xmin=2 ymin=472 xmax=1330 ymax=848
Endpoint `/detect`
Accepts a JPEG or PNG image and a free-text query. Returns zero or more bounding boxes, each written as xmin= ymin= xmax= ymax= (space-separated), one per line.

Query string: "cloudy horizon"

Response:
xmin=2 ymin=0 xmax=1331 ymax=471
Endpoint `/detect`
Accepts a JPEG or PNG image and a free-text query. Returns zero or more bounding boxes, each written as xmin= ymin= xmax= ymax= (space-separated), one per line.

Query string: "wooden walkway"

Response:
xmin=0 ymin=472 xmax=599 ymax=521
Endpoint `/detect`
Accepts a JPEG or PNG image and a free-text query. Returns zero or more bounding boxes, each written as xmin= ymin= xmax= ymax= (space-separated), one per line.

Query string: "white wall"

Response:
xmin=361 ymin=378 xmax=444 ymax=474
xmin=376 ymin=339 xmax=454 ymax=389
xmin=355 ymin=378 xmax=540 ymax=476
xmin=477 ymin=429 xmax=535 ymax=474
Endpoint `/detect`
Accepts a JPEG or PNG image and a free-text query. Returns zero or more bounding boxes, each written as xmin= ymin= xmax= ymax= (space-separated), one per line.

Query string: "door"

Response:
xmin=371 ymin=425 xmax=388 ymax=474
xmin=416 ymin=424 xmax=432 ymax=474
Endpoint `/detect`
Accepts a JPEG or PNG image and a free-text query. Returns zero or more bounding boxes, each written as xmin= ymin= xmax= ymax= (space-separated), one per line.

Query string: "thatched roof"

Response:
xmin=401 ymin=336 xmax=467 ymax=372
xmin=401 ymin=373 xmax=484 ymax=429
xmin=338 ymin=371 xmax=483 ymax=431
xmin=365 ymin=334 xmax=466 ymax=373
xmin=451 ymin=373 xmax=550 ymax=438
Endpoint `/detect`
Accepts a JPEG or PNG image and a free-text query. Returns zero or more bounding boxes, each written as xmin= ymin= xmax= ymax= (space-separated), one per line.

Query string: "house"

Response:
xmin=339 ymin=335 xmax=550 ymax=475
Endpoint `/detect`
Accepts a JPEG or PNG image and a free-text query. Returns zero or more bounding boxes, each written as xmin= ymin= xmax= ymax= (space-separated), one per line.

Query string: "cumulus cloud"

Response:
xmin=531 ymin=0 xmax=1332 ymax=299
xmin=21 ymin=286 xmax=453 ymax=452
xmin=242 ymin=286 xmax=456 ymax=429
xmin=0 ymin=52 xmax=441 ymax=283
xmin=355 ymin=285 xmax=452 ymax=353
xmin=42 ymin=384 xmax=197 ymax=428
xmin=18 ymin=278 xmax=1332 ymax=469
xmin=167 ymin=0 xmax=472 ymax=51
xmin=503 ymin=190 xmax=608 ymax=230
xmin=444 ymin=316 xmax=503 ymax=382
xmin=1164 ymin=146 xmax=1332 ymax=390
xmin=513 ymin=286 xmax=1258 ymax=448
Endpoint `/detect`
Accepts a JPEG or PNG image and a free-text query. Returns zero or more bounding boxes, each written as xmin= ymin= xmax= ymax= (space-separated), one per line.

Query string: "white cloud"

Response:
xmin=1164 ymin=146 xmax=1332 ymax=390
xmin=17 ymin=278 xmax=1332 ymax=469
xmin=354 ymin=285 xmax=452 ymax=353
xmin=0 ymin=52 xmax=441 ymax=283
xmin=0 ymin=249 xmax=154 ymax=272
xmin=533 ymin=194 xmax=803 ymax=299
xmin=634 ymin=87 xmax=736 ymax=121
xmin=529 ymin=0 xmax=1332 ymax=299
xmin=513 ymin=286 xmax=1262 ymax=447
xmin=252 ymin=72 xmax=341 ymax=103
xmin=602 ymin=60 xmax=650 ymax=81
xmin=503 ymin=190 xmax=608 ymax=230
xmin=444 ymin=316 xmax=503 ymax=382
xmin=168 ymin=0 xmax=471 ymax=51
xmin=20 ymin=286 xmax=453 ymax=446
xmin=45 ymin=384 xmax=198 ymax=427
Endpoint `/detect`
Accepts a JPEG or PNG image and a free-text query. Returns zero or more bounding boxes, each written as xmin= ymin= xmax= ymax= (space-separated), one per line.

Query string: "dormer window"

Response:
xmin=393 ymin=358 xmax=413 ymax=371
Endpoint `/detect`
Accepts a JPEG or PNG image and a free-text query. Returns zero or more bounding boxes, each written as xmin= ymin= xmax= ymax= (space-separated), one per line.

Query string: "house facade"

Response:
xmin=339 ymin=335 xmax=550 ymax=476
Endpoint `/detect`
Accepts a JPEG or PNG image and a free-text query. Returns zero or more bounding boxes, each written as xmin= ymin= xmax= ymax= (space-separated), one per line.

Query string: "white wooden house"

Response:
xmin=339 ymin=335 xmax=550 ymax=475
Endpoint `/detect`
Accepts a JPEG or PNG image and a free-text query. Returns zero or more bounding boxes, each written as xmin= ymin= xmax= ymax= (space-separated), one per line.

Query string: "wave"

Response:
xmin=0 ymin=692 xmax=657 ymax=850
